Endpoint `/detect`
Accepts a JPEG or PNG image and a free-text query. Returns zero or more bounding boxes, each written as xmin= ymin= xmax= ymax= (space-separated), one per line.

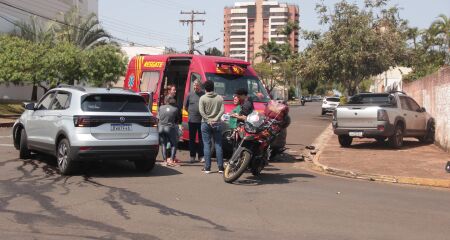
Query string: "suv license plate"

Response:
xmin=111 ymin=123 xmax=132 ymax=131
xmin=349 ymin=131 xmax=363 ymax=137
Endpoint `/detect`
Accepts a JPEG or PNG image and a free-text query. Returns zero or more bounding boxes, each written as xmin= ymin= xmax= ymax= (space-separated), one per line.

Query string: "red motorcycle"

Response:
xmin=223 ymin=101 xmax=289 ymax=183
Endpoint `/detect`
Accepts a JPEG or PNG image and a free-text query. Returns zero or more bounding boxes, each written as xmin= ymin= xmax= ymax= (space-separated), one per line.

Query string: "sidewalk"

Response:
xmin=310 ymin=125 xmax=450 ymax=188
xmin=0 ymin=116 xmax=17 ymax=128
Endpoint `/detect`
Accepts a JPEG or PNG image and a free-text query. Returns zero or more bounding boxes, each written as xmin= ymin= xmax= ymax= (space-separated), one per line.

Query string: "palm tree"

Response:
xmin=276 ymin=20 xmax=299 ymax=40
xmin=15 ymin=16 xmax=55 ymax=43
xmin=256 ymin=40 xmax=281 ymax=62
xmin=406 ymin=27 xmax=419 ymax=50
xmin=55 ymin=7 xmax=112 ymax=49
xmin=432 ymin=14 xmax=450 ymax=64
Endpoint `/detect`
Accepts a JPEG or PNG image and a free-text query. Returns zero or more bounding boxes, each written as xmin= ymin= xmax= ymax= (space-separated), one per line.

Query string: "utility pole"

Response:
xmin=180 ymin=11 xmax=205 ymax=54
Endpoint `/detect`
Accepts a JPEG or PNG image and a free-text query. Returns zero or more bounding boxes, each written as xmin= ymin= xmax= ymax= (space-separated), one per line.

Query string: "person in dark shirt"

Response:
xmin=157 ymin=96 xmax=181 ymax=167
xmin=230 ymin=88 xmax=254 ymax=122
xmin=184 ymin=79 xmax=205 ymax=163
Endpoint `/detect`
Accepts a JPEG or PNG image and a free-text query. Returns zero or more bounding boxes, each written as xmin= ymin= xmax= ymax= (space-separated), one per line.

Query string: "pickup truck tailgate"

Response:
xmin=336 ymin=106 xmax=379 ymax=128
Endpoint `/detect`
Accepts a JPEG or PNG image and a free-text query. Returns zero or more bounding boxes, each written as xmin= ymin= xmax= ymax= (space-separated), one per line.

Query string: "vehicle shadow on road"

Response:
xmin=347 ymin=139 xmax=432 ymax=151
xmin=234 ymin=171 xmax=316 ymax=186
xmin=24 ymin=153 xmax=182 ymax=178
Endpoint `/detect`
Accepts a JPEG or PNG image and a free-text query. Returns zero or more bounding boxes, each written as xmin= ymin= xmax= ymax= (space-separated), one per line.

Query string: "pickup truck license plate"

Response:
xmin=111 ymin=123 xmax=132 ymax=131
xmin=349 ymin=131 xmax=363 ymax=137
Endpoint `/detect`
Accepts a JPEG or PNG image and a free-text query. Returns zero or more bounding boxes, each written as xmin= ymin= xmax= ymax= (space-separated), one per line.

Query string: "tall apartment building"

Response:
xmin=223 ymin=0 xmax=299 ymax=63
xmin=0 ymin=0 xmax=98 ymax=33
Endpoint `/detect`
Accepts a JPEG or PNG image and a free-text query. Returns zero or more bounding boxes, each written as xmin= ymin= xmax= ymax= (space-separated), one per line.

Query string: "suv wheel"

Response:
xmin=418 ymin=121 xmax=435 ymax=144
xmin=389 ymin=124 xmax=404 ymax=149
xmin=57 ymin=139 xmax=77 ymax=175
xmin=134 ymin=155 xmax=156 ymax=172
xmin=338 ymin=135 xmax=353 ymax=147
xmin=321 ymin=109 xmax=326 ymax=115
xmin=19 ymin=129 xmax=31 ymax=159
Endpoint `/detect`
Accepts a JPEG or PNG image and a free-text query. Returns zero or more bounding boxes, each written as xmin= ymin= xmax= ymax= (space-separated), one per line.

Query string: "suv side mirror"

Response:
xmin=25 ymin=103 xmax=35 ymax=111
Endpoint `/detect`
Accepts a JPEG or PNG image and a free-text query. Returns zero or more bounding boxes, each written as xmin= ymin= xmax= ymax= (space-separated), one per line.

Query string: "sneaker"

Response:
xmin=218 ymin=167 xmax=224 ymax=174
xmin=189 ymin=156 xmax=196 ymax=163
xmin=201 ymin=168 xmax=211 ymax=174
xmin=199 ymin=157 xmax=205 ymax=163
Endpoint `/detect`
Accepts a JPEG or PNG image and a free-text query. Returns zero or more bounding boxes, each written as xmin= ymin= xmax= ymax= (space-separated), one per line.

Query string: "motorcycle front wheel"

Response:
xmin=223 ymin=148 xmax=252 ymax=183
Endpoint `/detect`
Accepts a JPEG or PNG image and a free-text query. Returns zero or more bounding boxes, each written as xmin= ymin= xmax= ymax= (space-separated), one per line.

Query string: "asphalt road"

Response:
xmin=0 ymin=102 xmax=449 ymax=240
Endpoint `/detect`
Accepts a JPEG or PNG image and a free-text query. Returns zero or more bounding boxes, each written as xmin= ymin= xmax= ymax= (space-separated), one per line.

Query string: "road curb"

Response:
xmin=307 ymin=124 xmax=450 ymax=188
xmin=0 ymin=122 xmax=14 ymax=128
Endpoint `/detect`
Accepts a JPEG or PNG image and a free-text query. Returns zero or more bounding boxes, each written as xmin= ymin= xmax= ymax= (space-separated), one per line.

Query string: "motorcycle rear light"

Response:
xmin=377 ymin=110 xmax=389 ymax=121
xmin=73 ymin=116 xmax=92 ymax=127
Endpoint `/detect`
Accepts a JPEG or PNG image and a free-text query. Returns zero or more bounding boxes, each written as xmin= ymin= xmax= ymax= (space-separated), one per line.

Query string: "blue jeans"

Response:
xmin=201 ymin=122 xmax=223 ymax=171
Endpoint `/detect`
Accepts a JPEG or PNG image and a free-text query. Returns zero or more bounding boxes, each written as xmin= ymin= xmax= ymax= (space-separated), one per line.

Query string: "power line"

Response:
xmin=0 ymin=1 xmax=152 ymax=47
xmin=9 ymin=0 xmax=186 ymax=46
xmin=180 ymin=10 xmax=205 ymax=54
xmin=197 ymin=37 xmax=221 ymax=48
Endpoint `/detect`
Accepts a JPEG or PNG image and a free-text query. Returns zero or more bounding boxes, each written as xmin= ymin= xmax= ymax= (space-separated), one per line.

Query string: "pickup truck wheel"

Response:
xmin=338 ymin=135 xmax=353 ymax=147
xmin=418 ymin=121 xmax=435 ymax=144
xmin=389 ymin=124 xmax=404 ymax=149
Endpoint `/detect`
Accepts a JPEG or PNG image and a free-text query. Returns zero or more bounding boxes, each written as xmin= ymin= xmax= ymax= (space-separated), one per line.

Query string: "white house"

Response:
xmin=370 ymin=67 xmax=412 ymax=93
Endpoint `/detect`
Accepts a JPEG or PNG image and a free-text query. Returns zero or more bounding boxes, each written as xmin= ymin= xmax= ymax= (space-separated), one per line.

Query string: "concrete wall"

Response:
xmin=0 ymin=84 xmax=45 ymax=101
xmin=403 ymin=67 xmax=450 ymax=151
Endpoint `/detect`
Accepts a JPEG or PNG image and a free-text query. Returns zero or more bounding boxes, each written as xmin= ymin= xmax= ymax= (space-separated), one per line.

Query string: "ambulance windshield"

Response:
xmin=205 ymin=73 xmax=270 ymax=102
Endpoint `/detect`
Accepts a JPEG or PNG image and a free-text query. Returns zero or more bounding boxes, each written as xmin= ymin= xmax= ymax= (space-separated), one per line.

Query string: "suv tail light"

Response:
xmin=74 ymin=116 xmax=93 ymax=127
xmin=148 ymin=116 xmax=158 ymax=127
xmin=377 ymin=110 xmax=389 ymax=121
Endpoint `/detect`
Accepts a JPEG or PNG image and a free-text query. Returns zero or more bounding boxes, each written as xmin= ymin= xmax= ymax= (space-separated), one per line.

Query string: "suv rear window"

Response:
xmin=348 ymin=94 xmax=395 ymax=106
xmin=81 ymin=94 xmax=148 ymax=112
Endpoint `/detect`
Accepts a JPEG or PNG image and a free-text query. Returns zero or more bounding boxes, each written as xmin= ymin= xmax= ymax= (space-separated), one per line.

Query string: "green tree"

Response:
xmin=83 ymin=45 xmax=128 ymax=87
xmin=204 ymin=47 xmax=223 ymax=56
xmin=300 ymin=0 xmax=408 ymax=95
xmin=0 ymin=36 xmax=51 ymax=100
xmin=55 ymin=7 xmax=111 ymax=49
xmin=257 ymin=40 xmax=282 ymax=62
xmin=431 ymin=14 xmax=450 ymax=64
xmin=43 ymin=41 xmax=84 ymax=89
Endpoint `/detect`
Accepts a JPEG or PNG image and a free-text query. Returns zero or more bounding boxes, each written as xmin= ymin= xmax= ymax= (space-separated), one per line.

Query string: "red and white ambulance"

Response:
xmin=123 ymin=54 xmax=286 ymax=152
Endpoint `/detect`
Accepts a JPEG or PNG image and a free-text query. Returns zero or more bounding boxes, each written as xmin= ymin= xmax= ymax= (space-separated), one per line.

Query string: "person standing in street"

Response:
xmin=185 ymin=79 xmax=205 ymax=163
xmin=157 ymin=96 xmax=181 ymax=167
xmin=199 ymin=80 xmax=225 ymax=174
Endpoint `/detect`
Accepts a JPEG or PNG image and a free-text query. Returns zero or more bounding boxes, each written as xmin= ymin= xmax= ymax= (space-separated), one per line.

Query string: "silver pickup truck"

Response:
xmin=332 ymin=92 xmax=435 ymax=148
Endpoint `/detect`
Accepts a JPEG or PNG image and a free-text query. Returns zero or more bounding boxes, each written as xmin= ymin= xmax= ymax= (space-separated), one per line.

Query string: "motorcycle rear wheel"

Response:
xmin=223 ymin=148 xmax=251 ymax=183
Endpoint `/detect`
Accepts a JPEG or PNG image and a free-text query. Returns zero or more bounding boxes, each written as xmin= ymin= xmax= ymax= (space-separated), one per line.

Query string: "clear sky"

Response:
xmin=99 ymin=0 xmax=450 ymax=52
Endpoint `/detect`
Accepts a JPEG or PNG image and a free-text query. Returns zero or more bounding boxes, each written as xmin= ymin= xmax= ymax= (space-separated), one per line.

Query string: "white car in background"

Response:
xmin=321 ymin=97 xmax=340 ymax=115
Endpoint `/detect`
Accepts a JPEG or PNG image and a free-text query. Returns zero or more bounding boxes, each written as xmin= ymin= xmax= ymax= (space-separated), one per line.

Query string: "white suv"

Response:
xmin=321 ymin=97 xmax=340 ymax=115
xmin=12 ymin=85 xmax=159 ymax=175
